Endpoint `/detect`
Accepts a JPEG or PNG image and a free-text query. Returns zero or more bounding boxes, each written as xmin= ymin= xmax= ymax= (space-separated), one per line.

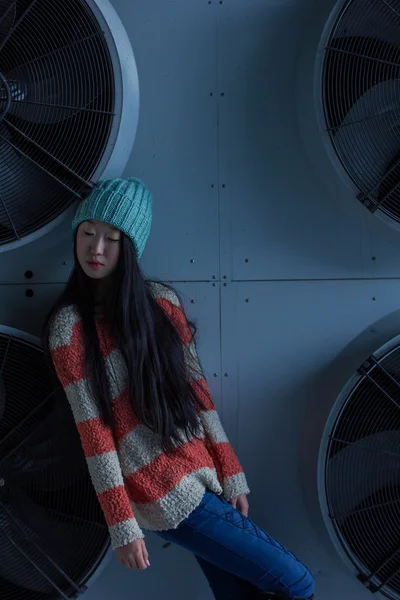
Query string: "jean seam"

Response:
xmin=183 ymin=518 xmax=289 ymax=594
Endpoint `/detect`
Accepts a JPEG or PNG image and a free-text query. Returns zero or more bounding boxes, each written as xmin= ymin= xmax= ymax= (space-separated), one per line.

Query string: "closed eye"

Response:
xmin=108 ymin=238 xmax=120 ymax=243
xmin=84 ymin=231 xmax=95 ymax=236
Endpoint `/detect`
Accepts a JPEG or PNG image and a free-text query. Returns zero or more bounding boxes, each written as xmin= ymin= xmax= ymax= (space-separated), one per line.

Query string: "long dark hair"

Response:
xmin=43 ymin=232 xmax=206 ymax=453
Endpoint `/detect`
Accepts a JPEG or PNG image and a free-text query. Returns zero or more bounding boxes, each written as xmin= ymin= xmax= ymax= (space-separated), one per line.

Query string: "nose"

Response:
xmin=90 ymin=235 xmax=105 ymax=256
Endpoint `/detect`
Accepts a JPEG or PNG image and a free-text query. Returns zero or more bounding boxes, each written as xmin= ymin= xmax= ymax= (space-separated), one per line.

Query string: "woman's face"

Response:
xmin=76 ymin=219 xmax=121 ymax=280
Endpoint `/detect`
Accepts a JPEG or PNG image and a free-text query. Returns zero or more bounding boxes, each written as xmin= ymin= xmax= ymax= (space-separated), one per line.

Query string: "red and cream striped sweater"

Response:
xmin=49 ymin=283 xmax=249 ymax=550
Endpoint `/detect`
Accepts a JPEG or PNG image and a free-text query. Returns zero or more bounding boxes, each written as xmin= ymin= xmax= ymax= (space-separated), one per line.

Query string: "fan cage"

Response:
xmin=322 ymin=336 xmax=400 ymax=599
xmin=0 ymin=329 xmax=109 ymax=600
xmin=321 ymin=0 xmax=400 ymax=225
xmin=0 ymin=0 xmax=119 ymax=247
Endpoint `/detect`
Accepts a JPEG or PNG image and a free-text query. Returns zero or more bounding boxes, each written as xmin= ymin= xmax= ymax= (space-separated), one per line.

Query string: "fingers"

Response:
xmin=135 ymin=541 xmax=150 ymax=570
xmin=143 ymin=544 xmax=151 ymax=568
xmin=238 ymin=499 xmax=249 ymax=517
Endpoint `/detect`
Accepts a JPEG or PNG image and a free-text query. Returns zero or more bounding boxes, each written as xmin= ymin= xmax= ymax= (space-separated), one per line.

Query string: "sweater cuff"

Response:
xmin=223 ymin=472 xmax=250 ymax=501
xmin=109 ymin=518 xmax=144 ymax=550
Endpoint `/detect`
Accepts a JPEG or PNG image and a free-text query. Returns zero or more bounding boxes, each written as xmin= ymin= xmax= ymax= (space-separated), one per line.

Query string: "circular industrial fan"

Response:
xmin=0 ymin=0 xmax=139 ymax=250
xmin=0 ymin=327 xmax=109 ymax=600
xmin=321 ymin=0 xmax=400 ymax=227
xmin=320 ymin=334 xmax=400 ymax=599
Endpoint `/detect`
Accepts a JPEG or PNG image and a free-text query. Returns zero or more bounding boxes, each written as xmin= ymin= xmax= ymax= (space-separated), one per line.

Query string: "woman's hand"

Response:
xmin=116 ymin=539 xmax=150 ymax=570
xmin=229 ymin=494 xmax=249 ymax=517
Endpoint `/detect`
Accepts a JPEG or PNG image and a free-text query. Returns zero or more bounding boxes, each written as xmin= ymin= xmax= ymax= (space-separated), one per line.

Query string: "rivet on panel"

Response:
xmin=190 ymin=259 xmax=195 ymax=264
xmin=212 ymin=283 xmax=216 ymax=287
xmin=220 ymin=92 xmax=225 ymax=97
xmin=222 ymin=184 xmax=226 ymax=188
xmin=24 ymin=270 xmax=33 ymax=279
xmin=372 ymin=297 xmax=376 ymax=301
xmin=213 ymin=373 xmax=218 ymax=377
xmin=244 ymin=258 xmax=249 ymax=263
xmin=211 ymin=184 xmax=215 ymax=188
xmin=25 ymin=289 xmax=34 ymax=298
xmin=245 ymin=298 xmax=250 ymax=303
xmin=191 ymin=299 xmax=195 ymax=304
xmin=224 ymin=373 xmax=228 ymax=377
xmin=63 ymin=261 xmax=68 ymax=266
xmin=223 ymin=283 xmax=227 ymax=287
xmin=372 ymin=257 xmax=376 ymax=261
xmin=212 ymin=275 xmax=216 ymax=279
xmin=223 ymin=275 xmax=227 ymax=280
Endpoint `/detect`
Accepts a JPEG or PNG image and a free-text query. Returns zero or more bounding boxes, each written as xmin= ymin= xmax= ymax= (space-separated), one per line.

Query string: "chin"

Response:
xmin=81 ymin=264 xmax=109 ymax=280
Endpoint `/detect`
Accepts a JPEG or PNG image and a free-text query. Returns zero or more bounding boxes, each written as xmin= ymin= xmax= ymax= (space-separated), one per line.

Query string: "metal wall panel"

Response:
xmin=218 ymin=0 xmax=400 ymax=282
xmin=0 ymin=210 xmax=75 ymax=284
xmin=119 ymin=0 xmax=220 ymax=282
xmin=221 ymin=279 xmax=400 ymax=599
xmin=3 ymin=0 xmax=400 ymax=598
xmin=0 ymin=280 xmax=219 ymax=600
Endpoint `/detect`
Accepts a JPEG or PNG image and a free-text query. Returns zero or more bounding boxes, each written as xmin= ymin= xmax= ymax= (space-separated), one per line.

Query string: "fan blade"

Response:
xmin=5 ymin=37 xmax=103 ymax=125
xmin=0 ymin=374 xmax=5 ymax=422
xmin=334 ymin=78 xmax=400 ymax=193
xmin=0 ymin=485 xmax=83 ymax=594
xmin=328 ymin=430 xmax=400 ymax=517
xmin=8 ymin=395 xmax=87 ymax=491
xmin=0 ymin=122 xmax=65 ymax=238
xmin=0 ymin=0 xmax=16 ymax=48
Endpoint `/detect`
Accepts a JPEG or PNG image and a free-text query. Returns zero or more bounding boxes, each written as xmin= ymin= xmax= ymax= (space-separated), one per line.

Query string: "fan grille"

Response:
xmin=0 ymin=0 xmax=116 ymax=245
xmin=0 ymin=332 xmax=109 ymax=600
xmin=322 ymin=0 xmax=400 ymax=223
xmin=324 ymin=343 xmax=400 ymax=598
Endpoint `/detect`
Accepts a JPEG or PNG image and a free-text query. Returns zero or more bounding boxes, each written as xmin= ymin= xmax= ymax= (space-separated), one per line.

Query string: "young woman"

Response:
xmin=44 ymin=178 xmax=315 ymax=600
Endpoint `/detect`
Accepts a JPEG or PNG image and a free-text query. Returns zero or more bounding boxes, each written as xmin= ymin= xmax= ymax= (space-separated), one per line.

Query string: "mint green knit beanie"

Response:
xmin=72 ymin=178 xmax=152 ymax=258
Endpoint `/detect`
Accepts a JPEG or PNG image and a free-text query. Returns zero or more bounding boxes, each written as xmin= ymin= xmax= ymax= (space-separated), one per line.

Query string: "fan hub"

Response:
xmin=0 ymin=73 xmax=11 ymax=122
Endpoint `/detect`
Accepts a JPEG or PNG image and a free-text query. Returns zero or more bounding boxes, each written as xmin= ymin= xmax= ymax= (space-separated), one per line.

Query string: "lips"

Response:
xmin=87 ymin=261 xmax=104 ymax=270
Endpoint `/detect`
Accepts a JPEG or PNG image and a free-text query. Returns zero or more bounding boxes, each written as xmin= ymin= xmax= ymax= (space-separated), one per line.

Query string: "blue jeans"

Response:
xmin=155 ymin=491 xmax=314 ymax=599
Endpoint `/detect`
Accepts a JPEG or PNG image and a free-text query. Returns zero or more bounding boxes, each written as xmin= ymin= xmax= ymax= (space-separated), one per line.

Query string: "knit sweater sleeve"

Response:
xmin=154 ymin=285 xmax=250 ymax=500
xmin=48 ymin=306 xmax=144 ymax=550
